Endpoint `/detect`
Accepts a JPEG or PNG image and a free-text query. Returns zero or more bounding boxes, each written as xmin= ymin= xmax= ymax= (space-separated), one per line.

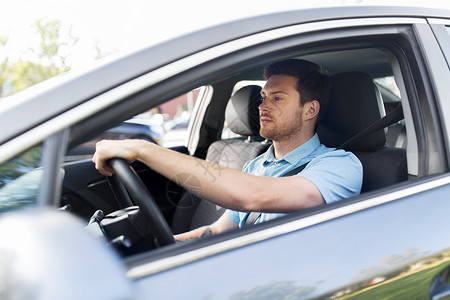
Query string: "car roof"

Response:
xmin=0 ymin=5 xmax=449 ymax=144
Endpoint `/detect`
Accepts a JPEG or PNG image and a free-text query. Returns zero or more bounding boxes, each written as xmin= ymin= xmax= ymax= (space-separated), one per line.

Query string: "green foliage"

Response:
xmin=340 ymin=260 xmax=450 ymax=300
xmin=0 ymin=19 xmax=77 ymax=97
xmin=3 ymin=59 xmax=67 ymax=94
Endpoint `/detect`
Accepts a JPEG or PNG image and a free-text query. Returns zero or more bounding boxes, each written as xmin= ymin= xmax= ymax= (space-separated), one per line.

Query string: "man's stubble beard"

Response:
xmin=259 ymin=111 xmax=303 ymax=143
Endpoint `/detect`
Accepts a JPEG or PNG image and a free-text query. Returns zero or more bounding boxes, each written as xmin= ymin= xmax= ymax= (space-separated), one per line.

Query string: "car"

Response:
xmin=1 ymin=5 xmax=450 ymax=299
xmin=161 ymin=112 xmax=191 ymax=147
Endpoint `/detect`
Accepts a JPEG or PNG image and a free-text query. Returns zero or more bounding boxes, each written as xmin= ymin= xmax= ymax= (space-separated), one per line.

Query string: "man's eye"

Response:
xmin=274 ymin=97 xmax=282 ymax=101
xmin=260 ymin=96 xmax=266 ymax=103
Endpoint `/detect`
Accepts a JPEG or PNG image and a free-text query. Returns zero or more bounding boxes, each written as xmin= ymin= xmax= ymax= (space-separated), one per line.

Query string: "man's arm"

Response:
xmin=174 ymin=213 xmax=238 ymax=242
xmin=92 ymin=139 xmax=324 ymax=213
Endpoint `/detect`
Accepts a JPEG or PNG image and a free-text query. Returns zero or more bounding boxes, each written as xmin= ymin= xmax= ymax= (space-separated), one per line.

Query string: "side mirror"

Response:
xmin=0 ymin=208 xmax=134 ymax=299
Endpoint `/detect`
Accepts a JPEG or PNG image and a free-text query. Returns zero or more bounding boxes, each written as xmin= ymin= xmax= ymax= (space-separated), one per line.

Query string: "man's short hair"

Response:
xmin=263 ymin=59 xmax=331 ymax=125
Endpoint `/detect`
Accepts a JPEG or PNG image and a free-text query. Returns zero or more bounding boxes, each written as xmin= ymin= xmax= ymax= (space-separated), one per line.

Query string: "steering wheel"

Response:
xmin=107 ymin=158 xmax=175 ymax=247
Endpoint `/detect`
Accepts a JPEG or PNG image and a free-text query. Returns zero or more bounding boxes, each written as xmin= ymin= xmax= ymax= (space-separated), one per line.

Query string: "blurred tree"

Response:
xmin=0 ymin=19 xmax=78 ymax=97
xmin=0 ymin=35 xmax=9 ymax=97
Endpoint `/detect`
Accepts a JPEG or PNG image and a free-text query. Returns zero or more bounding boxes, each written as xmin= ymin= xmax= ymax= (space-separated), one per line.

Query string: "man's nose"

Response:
xmin=259 ymin=100 xmax=268 ymax=112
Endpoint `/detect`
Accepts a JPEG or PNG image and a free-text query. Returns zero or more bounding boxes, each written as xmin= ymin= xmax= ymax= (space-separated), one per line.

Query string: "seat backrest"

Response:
xmin=206 ymin=85 xmax=269 ymax=168
xmin=317 ymin=72 xmax=407 ymax=193
xmin=171 ymin=85 xmax=270 ymax=233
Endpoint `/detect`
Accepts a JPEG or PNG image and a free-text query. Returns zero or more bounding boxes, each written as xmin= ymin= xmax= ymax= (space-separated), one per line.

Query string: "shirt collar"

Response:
xmin=263 ymin=133 xmax=321 ymax=165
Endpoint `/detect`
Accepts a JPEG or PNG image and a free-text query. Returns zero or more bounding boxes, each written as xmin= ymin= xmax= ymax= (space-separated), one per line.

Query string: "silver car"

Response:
xmin=1 ymin=5 xmax=450 ymax=300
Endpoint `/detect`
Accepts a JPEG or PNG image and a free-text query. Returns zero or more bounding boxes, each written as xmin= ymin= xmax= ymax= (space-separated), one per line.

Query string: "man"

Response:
xmin=93 ymin=59 xmax=363 ymax=242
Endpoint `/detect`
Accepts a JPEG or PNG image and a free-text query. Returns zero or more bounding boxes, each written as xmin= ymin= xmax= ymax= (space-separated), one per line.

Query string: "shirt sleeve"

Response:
xmin=298 ymin=150 xmax=363 ymax=204
xmin=225 ymin=209 xmax=241 ymax=223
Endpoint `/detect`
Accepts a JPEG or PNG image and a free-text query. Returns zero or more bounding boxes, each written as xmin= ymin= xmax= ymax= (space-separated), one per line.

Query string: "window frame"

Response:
xmin=122 ymin=18 xmax=448 ymax=278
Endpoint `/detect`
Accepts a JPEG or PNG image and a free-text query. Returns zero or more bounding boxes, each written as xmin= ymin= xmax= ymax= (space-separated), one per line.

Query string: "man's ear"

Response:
xmin=304 ymin=100 xmax=320 ymax=121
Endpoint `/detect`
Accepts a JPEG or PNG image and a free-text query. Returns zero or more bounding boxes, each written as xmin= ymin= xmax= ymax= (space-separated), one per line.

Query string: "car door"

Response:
xmin=2 ymin=7 xmax=450 ymax=300
xmin=122 ymin=15 xmax=450 ymax=299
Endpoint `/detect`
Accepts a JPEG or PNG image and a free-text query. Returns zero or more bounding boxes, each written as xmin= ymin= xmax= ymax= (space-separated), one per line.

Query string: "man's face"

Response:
xmin=259 ymin=75 xmax=304 ymax=142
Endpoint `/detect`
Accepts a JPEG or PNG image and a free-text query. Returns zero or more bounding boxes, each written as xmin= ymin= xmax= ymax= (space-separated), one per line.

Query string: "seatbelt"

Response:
xmin=243 ymin=161 xmax=310 ymax=227
xmin=339 ymin=104 xmax=403 ymax=149
xmin=243 ymin=104 xmax=404 ymax=227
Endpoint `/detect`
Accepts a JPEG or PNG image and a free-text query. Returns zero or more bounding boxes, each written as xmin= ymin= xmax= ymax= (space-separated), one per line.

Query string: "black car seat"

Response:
xmin=171 ymin=85 xmax=270 ymax=234
xmin=317 ymin=71 xmax=407 ymax=193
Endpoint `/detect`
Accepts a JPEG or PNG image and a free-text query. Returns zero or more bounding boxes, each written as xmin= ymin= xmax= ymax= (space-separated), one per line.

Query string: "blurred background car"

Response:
xmin=65 ymin=116 xmax=164 ymax=161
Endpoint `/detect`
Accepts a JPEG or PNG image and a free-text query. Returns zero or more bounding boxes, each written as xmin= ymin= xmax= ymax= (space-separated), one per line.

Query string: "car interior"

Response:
xmin=0 ymin=35 xmax=424 ymax=257
xmin=56 ymin=42 xmax=417 ymax=257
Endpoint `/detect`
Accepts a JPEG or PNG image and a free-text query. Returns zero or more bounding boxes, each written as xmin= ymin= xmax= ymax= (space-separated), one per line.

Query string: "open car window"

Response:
xmin=69 ymin=39 xmax=419 ymax=251
xmin=65 ymin=89 xmax=201 ymax=162
xmin=115 ymin=22 xmax=445 ymax=269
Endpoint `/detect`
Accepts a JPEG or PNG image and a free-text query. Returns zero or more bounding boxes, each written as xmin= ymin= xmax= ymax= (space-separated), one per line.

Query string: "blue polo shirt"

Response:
xmin=226 ymin=133 xmax=362 ymax=227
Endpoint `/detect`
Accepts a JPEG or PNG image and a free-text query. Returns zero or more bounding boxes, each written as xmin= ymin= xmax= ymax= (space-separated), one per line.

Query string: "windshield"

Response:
xmin=0 ymin=145 xmax=43 ymax=213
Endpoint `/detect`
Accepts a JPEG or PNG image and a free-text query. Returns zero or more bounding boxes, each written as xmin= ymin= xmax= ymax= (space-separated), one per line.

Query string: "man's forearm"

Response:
xmin=93 ymin=139 xmax=256 ymax=210
xmin=136 ymin=141 xmax=323 ymax=212
xmin=174 ymin=226 xmax=213 ymax=242
xmin=93 ymin=139 xmax=323 ymax=213
xmin=135 ymin=141 xmax=258 ymax=211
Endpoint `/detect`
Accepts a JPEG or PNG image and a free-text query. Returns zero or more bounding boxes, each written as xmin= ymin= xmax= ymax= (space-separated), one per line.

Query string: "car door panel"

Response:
xmin=133 ymin=176 xmax=450 ymax=299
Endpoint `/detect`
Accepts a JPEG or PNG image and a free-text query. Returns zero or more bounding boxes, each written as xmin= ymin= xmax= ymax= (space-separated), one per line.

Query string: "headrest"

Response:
xmin=225 ymin=85 xmax=262 ymax=137
xmin=317 ymin=72 xmax=386 ymax=151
